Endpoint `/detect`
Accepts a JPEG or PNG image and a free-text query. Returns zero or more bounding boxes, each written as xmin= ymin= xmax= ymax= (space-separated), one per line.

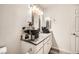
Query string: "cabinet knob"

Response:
xmin=29 ymin=48 xmax=32 ymax=52
xmin=72 ymin=33 xmax=79 ymax=37
xmin=73 ymin=33 xmax=76 ymax=35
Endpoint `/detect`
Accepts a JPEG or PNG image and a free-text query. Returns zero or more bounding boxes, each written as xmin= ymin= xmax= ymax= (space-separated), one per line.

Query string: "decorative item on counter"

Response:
xmin=29 ymin=22 xmax=33 ymax=26
xmin=22 ymin=27 xmax=26 ymax=30
xmin=28 ymin=22 xmax=35 ymax=30
xmin=42 ymin=27 xmax=50 ymax=33
xmin=21 ymin=27 xmax=29 ymax=40
xmin=28 ymin=22 xmax=33 ymax=40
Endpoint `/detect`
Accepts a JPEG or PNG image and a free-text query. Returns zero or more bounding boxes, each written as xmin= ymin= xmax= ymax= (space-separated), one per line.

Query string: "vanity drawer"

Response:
xmin=43 ymin=35 xmax=50 ymax=44
xmin=34 ymin=42 xmax=43 ymax=53
xmin=44 ymin=38 xmax=52 ymax=54
xmin=21 ymin=40 xmax=43 ymax=54
xmin=21 ymin=41 xmax=34 ymax=54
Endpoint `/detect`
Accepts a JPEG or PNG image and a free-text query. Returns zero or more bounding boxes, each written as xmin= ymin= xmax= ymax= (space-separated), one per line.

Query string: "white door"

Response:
xmin=72 ymin=8 xmax=79 ymax=53
xmin=75 ymin=9 xmax=79 ymax=53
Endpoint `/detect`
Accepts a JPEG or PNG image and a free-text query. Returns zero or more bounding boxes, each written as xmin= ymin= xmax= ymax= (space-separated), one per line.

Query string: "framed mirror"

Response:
xmin=32 ymin=12 xmax=40 ymax=30
xmin=30 ymin=5 xmax=43 ymax=31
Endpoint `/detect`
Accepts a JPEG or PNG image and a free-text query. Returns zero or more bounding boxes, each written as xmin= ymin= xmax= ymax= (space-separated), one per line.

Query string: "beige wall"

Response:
xmin=0 ymin=4 xmax=79 ymax=53
xmin=0 ymin=5 xmax=29 ymax=53
xmin=43 ymin=5 xmax=77 ymax=52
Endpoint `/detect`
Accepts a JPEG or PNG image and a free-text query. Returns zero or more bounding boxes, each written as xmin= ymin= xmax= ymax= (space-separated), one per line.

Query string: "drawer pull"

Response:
xmin=28 ymin=48 xmax=32 ymax=52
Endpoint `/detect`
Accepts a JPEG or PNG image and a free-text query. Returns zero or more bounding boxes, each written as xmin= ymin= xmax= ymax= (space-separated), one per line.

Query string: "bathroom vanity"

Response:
xmin=21 ymin=5 xmax=53 ymax=54
xmin=21 ymin=33 xmax=52 ymax=54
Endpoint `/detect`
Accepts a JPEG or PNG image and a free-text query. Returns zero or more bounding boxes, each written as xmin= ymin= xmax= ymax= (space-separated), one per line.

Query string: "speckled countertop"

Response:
xmin=21 ymin=33 xmax=51 ymax=45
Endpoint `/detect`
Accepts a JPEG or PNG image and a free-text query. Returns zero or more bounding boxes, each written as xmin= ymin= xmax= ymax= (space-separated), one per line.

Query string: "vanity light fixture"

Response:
xmin=45 ymin=17 xmax=51 ymax=21
xmin=29 ymin=5 xmax=43 ymax=15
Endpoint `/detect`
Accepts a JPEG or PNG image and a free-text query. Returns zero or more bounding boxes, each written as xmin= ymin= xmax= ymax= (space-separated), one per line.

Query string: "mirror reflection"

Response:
xmin=31 ymin=5 xmax=43 ymax=31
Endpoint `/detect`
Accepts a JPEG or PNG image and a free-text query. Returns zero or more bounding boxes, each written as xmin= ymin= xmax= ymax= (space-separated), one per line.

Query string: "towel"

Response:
xmin=0 ymin=46 xmax=7 ymax=54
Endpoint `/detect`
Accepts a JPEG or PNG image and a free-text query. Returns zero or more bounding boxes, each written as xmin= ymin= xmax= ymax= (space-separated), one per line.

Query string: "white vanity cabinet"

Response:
xmin=21 ymin=41 xmax=34 ymax=54
xmin=21 ymin=33 xmax=52 ymax=54
xmin=43 ymin=36 xmax=52 ymax=54
xmin=36 ymin=47 xmax=43 ymax=54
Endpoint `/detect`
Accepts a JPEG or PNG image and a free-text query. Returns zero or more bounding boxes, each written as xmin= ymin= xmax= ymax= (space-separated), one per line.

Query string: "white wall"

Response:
xmin=43 ymin=5 xmax=77 ymax=52
xmin=0 ymin=5 xmax=30 ymax=53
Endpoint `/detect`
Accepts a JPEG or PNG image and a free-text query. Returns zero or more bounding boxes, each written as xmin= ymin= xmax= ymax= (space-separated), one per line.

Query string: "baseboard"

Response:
xmin=51 ymin=47 xmax=73 ymax=54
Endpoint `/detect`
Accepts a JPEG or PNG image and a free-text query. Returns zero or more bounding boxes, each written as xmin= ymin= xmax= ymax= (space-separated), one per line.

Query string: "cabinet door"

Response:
xmin=21 ymin=41 xmax=34 ymax=54
xmin=44 ymin=42 xmax=50 ymax=54
xmin=36 ymin=48 xmax=43 ymax=54
xmin=21 ymin=41 xmax=43 ymax=54
xmin=76 ymin=37 xmax=79 ymax=53
xmin=44 ymin=38 xmax=52 ymax=54
xmin=75 ymin=9 xmax=79 ymax=53
xmin=34 ymin=41 xmax=43 ymax=53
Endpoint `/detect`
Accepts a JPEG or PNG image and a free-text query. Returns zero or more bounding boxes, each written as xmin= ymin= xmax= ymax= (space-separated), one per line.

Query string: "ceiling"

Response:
xmin=37 ymin=4 xmax=79 ymax=10
xmin=39 ymin=4 xmax=54 ymax=9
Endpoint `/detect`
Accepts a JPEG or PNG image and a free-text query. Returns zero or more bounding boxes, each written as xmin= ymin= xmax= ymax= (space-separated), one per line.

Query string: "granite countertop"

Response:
xmin=21 ymin=33 xmax=51 ymax=45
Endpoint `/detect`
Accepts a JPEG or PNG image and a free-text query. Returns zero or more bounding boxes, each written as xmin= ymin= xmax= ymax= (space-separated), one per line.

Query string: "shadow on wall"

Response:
xmin=51 ymin=32 xmax=60 ymax=53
